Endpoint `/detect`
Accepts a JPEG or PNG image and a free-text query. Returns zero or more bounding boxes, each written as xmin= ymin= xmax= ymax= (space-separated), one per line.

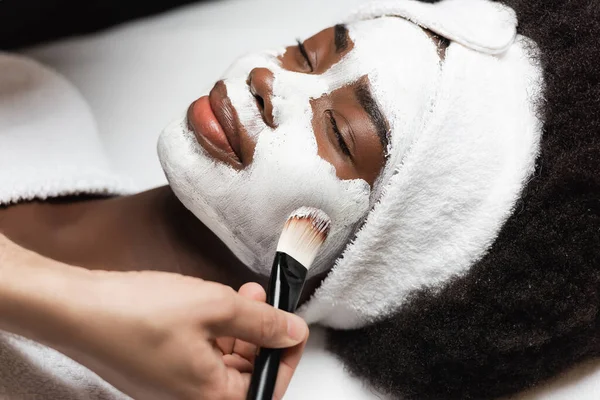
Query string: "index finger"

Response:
xmin=273 ymin=332 xmax=308 ymax=400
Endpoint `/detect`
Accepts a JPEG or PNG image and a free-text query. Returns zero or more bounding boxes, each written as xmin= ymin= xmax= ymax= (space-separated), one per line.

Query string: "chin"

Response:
xmin=157 ymin=113 xmax=260 ymax=269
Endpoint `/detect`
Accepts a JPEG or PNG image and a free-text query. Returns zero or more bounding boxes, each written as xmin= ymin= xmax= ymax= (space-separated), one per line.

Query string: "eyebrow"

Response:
xmin=334 ymin=24 xmax=350 ymax=53
xmin=355 ymin=80 xmax=390 ymax=155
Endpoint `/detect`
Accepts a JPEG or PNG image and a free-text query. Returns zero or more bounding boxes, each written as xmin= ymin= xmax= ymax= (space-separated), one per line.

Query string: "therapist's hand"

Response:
xmin=0 ymin=235 xmax=308 ymax=400
xmin=67 ymin=273 xmax=309 ymax=400
xmin=72 ymin=274 xmax=308 ymax=400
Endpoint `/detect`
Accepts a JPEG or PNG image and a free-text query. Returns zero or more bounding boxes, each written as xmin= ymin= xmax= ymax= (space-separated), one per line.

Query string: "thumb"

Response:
xmin=208 ymin=289 xmax=308 ymax=348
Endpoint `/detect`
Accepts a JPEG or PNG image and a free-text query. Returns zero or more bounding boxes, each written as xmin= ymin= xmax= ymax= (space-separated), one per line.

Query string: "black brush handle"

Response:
xmin=246 ymin=252 xmax=307 ymax=400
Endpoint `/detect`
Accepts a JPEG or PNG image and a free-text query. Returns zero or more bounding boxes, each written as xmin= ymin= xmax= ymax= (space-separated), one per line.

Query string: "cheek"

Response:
xmin=253 ymin=118 xmax=319 ymax=162
xmin=246 ymin=118 xmax=370 ymax=219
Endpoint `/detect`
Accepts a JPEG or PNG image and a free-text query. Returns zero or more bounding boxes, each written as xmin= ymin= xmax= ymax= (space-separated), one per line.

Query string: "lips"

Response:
xmin=187 ymin=80 xmax=244 ymax=168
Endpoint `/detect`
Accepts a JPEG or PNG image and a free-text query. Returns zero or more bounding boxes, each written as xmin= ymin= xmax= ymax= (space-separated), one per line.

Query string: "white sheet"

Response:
xmin=22 ymin=0 xmax=600 ymax=398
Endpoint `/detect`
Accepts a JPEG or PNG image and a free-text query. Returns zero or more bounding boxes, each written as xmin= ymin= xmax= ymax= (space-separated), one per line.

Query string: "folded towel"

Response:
xmin=0 ymin=52 xmax=132 ymax=206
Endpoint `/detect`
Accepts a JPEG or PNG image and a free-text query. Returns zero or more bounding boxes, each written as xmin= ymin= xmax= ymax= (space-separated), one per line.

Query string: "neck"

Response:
xmin=0 ymin=186 xmax=262 ymax=290
xmin=0 ymin=187 xmax=330 ymax=303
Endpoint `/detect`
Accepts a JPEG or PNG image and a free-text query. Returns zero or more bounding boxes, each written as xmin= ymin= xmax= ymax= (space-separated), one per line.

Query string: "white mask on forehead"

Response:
xmin=158 ymin=17 xmax=440 ymax=276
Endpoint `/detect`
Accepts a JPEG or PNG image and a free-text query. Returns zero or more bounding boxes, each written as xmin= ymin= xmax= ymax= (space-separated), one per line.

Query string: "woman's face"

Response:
xmin=187 ymin=24 xmax=388 ymax=187
xmin=158 ymin=17 xmax=441 ymax=275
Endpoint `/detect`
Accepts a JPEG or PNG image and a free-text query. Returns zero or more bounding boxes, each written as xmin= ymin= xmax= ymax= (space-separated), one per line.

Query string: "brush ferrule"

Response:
xmin=267 ymin=252 xmax=308 ymax=313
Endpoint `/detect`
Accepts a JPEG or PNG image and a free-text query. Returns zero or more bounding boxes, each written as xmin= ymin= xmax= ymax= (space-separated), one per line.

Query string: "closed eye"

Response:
xmin=296 ymin=39 xmax=314 ymax=72
xmin=326 ymin=110 xmax=351 ymax=158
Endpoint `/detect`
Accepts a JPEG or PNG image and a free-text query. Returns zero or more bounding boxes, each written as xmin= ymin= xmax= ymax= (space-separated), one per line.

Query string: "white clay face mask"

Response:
xmin=158 ymin=17 xmax=441 ymax=276
xmin=158 ymin=50 xmax=371 ymax=276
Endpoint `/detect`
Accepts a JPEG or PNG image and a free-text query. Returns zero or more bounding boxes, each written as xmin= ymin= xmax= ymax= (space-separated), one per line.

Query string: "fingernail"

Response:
xmin=287 ymin=314 xmax=308 ymax=342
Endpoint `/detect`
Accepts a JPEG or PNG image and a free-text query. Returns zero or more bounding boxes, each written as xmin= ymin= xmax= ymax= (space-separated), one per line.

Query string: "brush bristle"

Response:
xmin=276 ymin=207 xmax=331 ymax=269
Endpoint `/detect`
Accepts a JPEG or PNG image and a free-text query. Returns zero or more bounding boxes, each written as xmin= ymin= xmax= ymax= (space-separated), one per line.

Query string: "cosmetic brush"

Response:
xmin=246 ymin=206 xmax=331 ymax=400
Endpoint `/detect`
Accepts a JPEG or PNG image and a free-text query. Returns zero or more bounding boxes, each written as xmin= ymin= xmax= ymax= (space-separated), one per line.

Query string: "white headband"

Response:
xmin=299 ymin=0 xmax=545 ymax=329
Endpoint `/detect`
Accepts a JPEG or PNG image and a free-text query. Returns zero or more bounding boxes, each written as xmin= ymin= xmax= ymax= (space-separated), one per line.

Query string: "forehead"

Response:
xmin=338 ymin=18 xmax=442 ymax=153
xmin=299 ymin=19 xmax=436 ymax=108
xmin=274 ymin=17 xmax=441 ymax=105
xmin=338 ymin=17 xmax=440 ymax=90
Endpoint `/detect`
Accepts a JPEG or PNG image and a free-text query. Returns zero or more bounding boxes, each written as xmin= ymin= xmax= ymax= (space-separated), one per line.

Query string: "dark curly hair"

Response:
xmin=327 ymin=1 xmax=600 ymax=399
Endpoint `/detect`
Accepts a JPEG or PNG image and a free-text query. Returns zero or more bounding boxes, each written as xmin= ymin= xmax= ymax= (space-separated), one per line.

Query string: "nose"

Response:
xmin=248 ymin=67 xmax=276 ymax=128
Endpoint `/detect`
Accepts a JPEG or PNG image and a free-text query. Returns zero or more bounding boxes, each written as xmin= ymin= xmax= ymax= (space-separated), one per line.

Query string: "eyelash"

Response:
xmin=326 ymin=110 xmax=351 ymax=158
xmin=296 ymin=39 xmax=314 ymax=72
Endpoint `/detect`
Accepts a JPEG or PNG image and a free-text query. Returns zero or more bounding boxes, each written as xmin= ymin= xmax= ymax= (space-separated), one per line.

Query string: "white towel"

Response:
xmin=0 ymin=332 xmax=129 ymax=400
xmin=0 ymin=53 xmax=132 ymax=205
